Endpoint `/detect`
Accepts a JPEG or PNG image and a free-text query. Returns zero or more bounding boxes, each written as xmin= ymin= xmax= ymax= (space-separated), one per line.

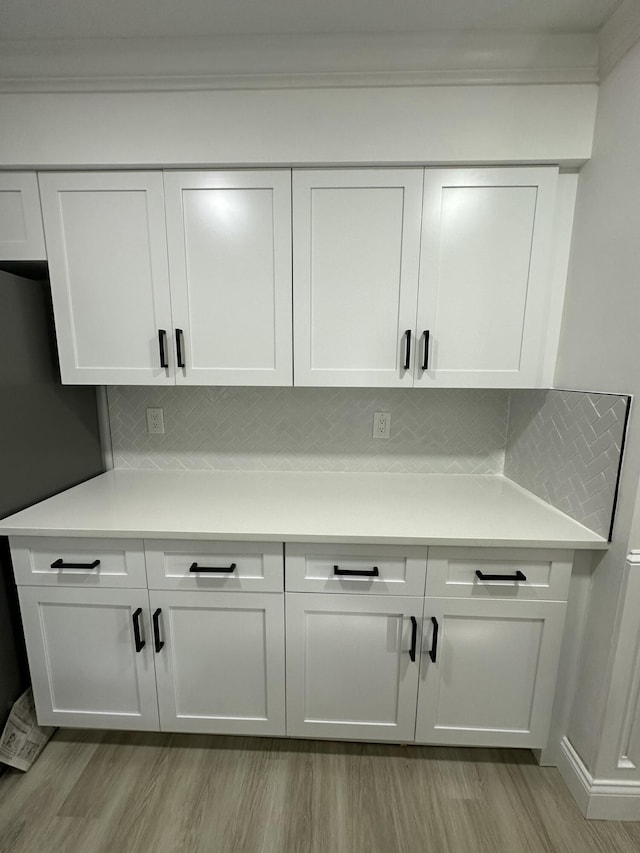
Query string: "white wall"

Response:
xmin=0 ymin=84 xmax=596 ymax=168
xmin=554 ymin=37 xmax=640 ymax=777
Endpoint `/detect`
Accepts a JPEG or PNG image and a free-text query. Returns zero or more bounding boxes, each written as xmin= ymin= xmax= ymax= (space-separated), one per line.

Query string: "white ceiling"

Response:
xmin=0 ymin=0 xmax=622 ymax=40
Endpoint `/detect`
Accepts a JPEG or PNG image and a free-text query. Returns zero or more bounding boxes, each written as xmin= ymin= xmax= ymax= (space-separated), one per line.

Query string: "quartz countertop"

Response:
xmin=0 ymin=469 xmax=608 ymax=549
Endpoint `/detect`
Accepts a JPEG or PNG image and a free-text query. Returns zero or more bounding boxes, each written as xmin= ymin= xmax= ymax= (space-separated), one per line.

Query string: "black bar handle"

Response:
xmin=152 ymin=608 xmax=164 ymax=653
xmin=158 ymin=329 xmax=168 ymax=369
xmin=409 ymin=616 xmax=418 ymax=663
xmin=429 ymin=616 xmax=439 ymax=663
xmin=175 ymin=328 xmax=185 ymax=369
xmin=403 ymin=329 xmax=412 ymax=371
xmin=132 ymin=607 xmax=145 ymax=653
xmin=50 ymin=558 xmax=100 ymax=570
xmin=475 ymin=570 xmax=527 ymax=582
xmin=333 ymin=565 xmax=380 ymax=578
xmin=422 ymin=330 xmax=430 ymax=371
xmin=189 ymin=562 xmax=237 ymax=574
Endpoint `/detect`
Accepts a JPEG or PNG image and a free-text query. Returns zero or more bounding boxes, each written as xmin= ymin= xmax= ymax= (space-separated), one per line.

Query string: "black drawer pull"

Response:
xmin=158 ymin=329 xmax=168 ymax=368
xmin=50 ymin=558 xmax=100 ymax=570
xmin=189 ymin=562 xmax=237 ymax=574
xmin=475 ymin=570 xmax=527 ymax=582
xmin=132 ymin=607 xmax=145 ymax=653
xmin=409 ymin=616 xmax=418 ymax=663
xmin=333 ymin=565 xmax=379 ymax=578
xmin=175 ymin=328 xmax=185 ymax=369
xmin=429 ymin=616 xmax=439 ymax=663
xmin=152 ymin=608 xmax=164 ymax=653
xmin=403 ymin=329 xmax=412 ymax=370
xmin=422 ymin=330 xmax=430 ymax=370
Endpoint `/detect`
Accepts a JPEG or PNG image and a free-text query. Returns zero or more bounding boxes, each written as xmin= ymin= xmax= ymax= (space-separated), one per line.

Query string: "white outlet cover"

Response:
xmin=146 ymin=407 xmax=165 ymax=435
xmin=373 ymin=411 xmax=391 ymax=439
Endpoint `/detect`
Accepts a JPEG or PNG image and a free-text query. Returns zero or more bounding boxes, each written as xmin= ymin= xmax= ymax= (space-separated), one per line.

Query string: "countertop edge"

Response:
xmin=1 ymin=527 xmax=608 ymax=549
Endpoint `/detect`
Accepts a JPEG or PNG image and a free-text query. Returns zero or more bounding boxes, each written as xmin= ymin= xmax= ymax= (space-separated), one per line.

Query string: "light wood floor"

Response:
xmin=1 ymin=731 xmax=640 ymax=853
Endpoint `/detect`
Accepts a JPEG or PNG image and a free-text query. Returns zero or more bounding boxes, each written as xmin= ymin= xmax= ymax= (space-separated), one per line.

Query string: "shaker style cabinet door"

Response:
xmin=0 ymin=172 xmax=46 ymax=260
xmin=38 ymin=172 xmax=174 ymax=384
xmin=416 ymin=167 xmax=558 ymax=388
xmin=164 ymin=171 xmax=293 ymax=385
xmin=285 ymin=593 xmax=422 ymax=741
xmin=151 ymin=591 xmax=286 ymax=736
xmin=415 ymin=597 xmax=566 ymax=748
xmin=293 ymin=170 xmax=423 ymax=387
xmin=18 ymin=586 xmax=159 ymax=730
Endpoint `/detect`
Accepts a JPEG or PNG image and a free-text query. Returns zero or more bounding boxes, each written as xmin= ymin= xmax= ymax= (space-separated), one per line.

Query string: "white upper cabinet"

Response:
xmin=164 ymin=171 xmax=293 ymax=385
xmin=416 ymin=167 xmax=558 ymax=388
xmin=36 ymin=165 xmax=565 ymax=388
xmin=39 ymin=172 xmax=174 ymax=385
xmin=292 ymin=167 xmax=559 ymax=389
xmin=0 ymin=172 xmax=46 ymax=260
xmin=293 ymin=169 xmax=423 ymax=387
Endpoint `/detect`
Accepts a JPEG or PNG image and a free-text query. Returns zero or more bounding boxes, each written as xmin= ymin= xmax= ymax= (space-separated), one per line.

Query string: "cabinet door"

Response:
xmin=151 ymin=591 xmax=285 ymax=736
xmin=416 ymin=168 xmax=558 ymax=388
xmin=39 ymin=172 xmax=173 ymax=384
xmin=286 ymin=593 xmax=422 ymax=741
xmin=18 ymin=586 xmax=159 ymax=730
xmin=0 ymin=172 xmax=46 ymax=260
xmin=293 ymin=170 xmax=422 ymax=387
xmin=415 ymin=597 xmax=566 ymax=748
xmin=164 ymin=171 xmax=292 ymax=386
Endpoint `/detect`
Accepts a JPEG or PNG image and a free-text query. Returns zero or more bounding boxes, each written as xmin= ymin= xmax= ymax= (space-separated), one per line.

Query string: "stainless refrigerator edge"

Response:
xmin=0 ymin=269 xmax=104 ymax=730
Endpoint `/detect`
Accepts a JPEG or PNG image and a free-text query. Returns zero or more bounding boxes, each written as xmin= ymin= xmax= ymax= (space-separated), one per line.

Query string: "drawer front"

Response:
xmin=145 ymin=540 xmax=284 ymax=591
xmin=9 ymin=537 xmax=146 ymax=588
xmin=285 ymin=543 xmax=427 ymax=596
xmin=425 ymin=547 xmax=572 ymax=602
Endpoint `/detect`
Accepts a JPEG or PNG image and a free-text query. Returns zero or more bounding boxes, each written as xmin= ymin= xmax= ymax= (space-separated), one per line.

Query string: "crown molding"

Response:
xmin=599 ymin=0 xmax=640 ymax=79
xmin=0 ymin=32 xmax=599 ymax=93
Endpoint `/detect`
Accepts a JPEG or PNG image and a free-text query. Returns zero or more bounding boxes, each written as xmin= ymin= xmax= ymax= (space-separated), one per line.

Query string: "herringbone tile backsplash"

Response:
xmin=107 ymin=387 xmax=509 ymax=475
xmin=505 ymin=390 xmax=629 ymax=539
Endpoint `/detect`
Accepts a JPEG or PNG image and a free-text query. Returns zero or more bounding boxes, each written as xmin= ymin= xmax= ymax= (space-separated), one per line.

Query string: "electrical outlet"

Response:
xmin=373 ymin=411 xmax=391 ymax=439
xmin=146 ymin=407 xmax=165 ymax=435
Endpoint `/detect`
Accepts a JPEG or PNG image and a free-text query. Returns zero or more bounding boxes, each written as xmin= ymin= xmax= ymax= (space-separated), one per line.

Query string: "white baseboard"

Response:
xmin=558 ymin=737 xmax=640 ymax=820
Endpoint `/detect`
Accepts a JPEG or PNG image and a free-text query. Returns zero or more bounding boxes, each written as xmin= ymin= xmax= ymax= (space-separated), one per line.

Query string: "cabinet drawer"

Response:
xmin=10 ymin=537 xmax=146 ymax=588
xmin=285 ymin=543 xmax=427 ymax=596
xmin=425 ymin=548 xmax=572 ymax=601
xmin=144 ymin=540 xmax=284 ymax=591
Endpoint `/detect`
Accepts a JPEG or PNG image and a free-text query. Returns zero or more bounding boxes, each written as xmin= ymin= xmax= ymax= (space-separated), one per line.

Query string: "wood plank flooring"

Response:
xmin=1 ymin=731 xmax=639 ymax=853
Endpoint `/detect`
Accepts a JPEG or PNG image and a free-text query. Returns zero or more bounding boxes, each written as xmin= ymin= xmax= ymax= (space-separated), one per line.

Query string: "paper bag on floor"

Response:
xmin=0 ymin=688 xmax=55 ymax=771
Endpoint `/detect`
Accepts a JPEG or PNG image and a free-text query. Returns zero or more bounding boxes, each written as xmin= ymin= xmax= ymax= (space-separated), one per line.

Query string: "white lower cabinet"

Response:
xmin=415 ymin=597 xmax=567 ymax=748
xmin=14 ymin=537 xmax=571 ymax=751
xmin=151 ymin=590 xmax=286 ymax=736
xmin=285 ymin=593 xmax=423 ymax=742
xmin=18 ymin=586 xmax=160 ymax=731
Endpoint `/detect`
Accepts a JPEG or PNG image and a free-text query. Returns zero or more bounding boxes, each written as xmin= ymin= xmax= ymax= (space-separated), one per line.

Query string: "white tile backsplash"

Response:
xmin=505 ymin=390 xmax=629 ymax=539
xmin=107 ymin=386 xmax=509 ymax=475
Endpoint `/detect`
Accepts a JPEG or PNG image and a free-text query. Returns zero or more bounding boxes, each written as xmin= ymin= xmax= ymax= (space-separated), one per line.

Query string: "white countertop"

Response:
xmin=0 ymin=469 xmax=607 ymax=549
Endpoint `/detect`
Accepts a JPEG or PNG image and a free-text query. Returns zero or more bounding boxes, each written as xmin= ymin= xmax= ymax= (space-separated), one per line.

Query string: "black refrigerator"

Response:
xmin=0 ymin=269 xmax=104 ymax=729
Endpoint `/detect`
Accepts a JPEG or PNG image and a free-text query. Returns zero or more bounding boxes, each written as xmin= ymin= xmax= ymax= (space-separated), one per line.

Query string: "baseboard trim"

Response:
xmin=558 ymin=737 xmax=640 ymax=820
